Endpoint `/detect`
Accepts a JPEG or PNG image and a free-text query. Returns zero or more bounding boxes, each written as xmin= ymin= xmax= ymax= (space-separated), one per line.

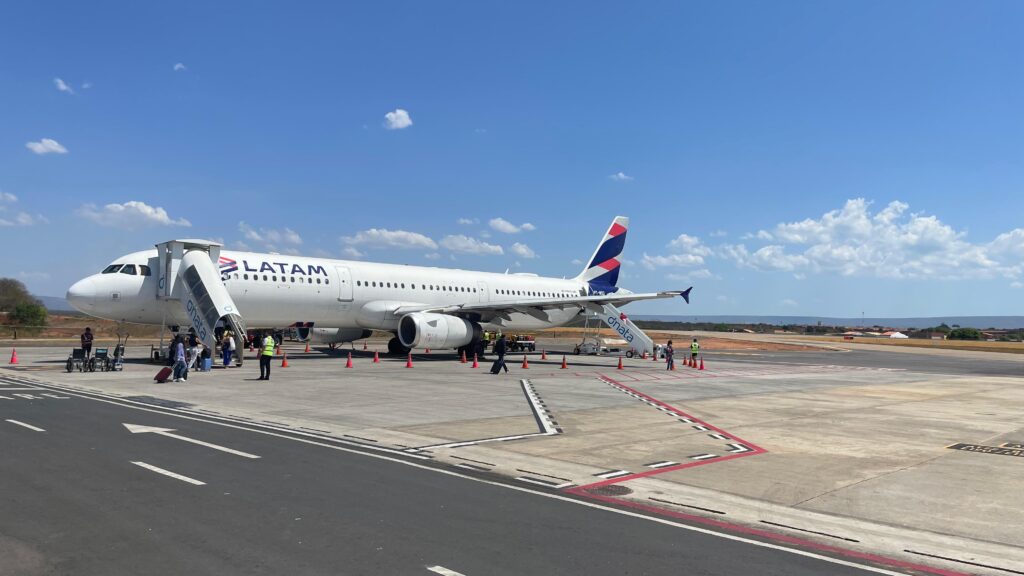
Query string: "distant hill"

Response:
xmin=632 ymin=315 xmax=1024 ymax=330
xmin=38 ymin=295 xmax=75 ymax=312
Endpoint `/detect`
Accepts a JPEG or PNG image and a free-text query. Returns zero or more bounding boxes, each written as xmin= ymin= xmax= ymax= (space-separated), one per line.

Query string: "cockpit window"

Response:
xmin=102 ymin=264 xmax=123 ymax=274
xmin=139 ymin=265 xmax=152 ymax=276
xmin=119 ymin=264 xmax=137 ymax=275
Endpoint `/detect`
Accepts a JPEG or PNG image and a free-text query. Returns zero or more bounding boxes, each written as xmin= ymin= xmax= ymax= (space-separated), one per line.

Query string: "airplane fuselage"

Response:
xmin=68 ymin=249 xmax=593 ymax=332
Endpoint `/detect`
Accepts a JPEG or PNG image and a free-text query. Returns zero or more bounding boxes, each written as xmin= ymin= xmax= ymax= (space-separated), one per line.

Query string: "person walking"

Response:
xmin=223 ymin=331 xmax=236 ymax=367
xmin=258 ymin=331 xmax=275 ymax=380
xmin=690 ymin=337 xmax=700 ymax=363
xmin=665 ymin=339 xmax=674 ymax=371
xmin=187 ymin=332 xmax=200 ymax=371
xmin=491 ymin=334 xmax=510 ymax=374
xmin=171 ymin=336 xmax=188 ymax=382
xmin=80 ymin=327 xmax=94 ymax=358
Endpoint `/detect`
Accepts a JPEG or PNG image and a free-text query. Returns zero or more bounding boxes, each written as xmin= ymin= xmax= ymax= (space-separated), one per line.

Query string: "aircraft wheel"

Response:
xmin=387 ymin=337 xmax=410 ymax=356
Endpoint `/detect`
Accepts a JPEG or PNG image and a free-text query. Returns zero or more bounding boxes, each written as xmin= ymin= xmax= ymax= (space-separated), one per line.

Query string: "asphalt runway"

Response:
xmin=709 ymin=348 xmax=1023 ymax=376
xmin=0 ymin=381 xmax=905 ymax=576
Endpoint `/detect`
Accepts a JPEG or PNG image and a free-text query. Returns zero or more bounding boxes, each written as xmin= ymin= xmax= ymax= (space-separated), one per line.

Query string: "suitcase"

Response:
xmin=489 ymin=360 xmax=504 ymax=374
xmin=154 ymin=367 xmax=173 ymax=383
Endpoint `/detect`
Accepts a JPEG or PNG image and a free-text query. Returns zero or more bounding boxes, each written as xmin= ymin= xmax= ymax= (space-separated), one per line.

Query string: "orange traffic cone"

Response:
xmin=460 ymin=350 xmax=467 ymax=364
xmin=641 ymin=351 xmax=647 ymax=360
xmin=363 ymin=341 xmax=367 ymax=351
xmin=373 ymin=350 xmax=380 ymax=363
xmin=281 ymin=352 xmax=289 ymax=368
xmin=699 ymin=355 xmax=705 ymax=370
xmin=671 ymin=359 xmax=676 ymax=371
xmin=346 ymin=352 xmax=353 ymax=368
xmin=406 ymin=353 xmax=414 ymax=368
xmin=652 ymin=351 xmax=659 ymax=362
xmin=617 ymin=356 xmax=624 ymax=370
xmin=425 ymin=348 xmax=430 ymax=354
xmin=471 ymin=353 xmax=479 ymax=368
xmin=560 ymin=355 xmax=568 ymax=369
xmin=8 ymin=348 xmax=17 ymax=365
xmin=275 ymin=346 xmax=281 ymax=355
xmin=521 ymin=355 xmax=529 ymax=369
xmin=691 ymin=357 xmax=697 ymax=368
xmin=541 ymin=349 xmax=547 ymax=360
xmin=304 ymin=342 xmax=311 ymax=353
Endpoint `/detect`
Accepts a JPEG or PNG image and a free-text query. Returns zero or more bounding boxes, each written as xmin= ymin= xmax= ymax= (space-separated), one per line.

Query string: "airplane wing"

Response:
xmin=391 ymin=288 xmax=691 ymax=322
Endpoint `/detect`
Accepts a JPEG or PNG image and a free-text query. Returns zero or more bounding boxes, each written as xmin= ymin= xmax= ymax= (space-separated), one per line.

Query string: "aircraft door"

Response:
xmin=335 ymin=266 xmax=353 ymax=302
xmin=477 ymin=281 xmax=489 ymax=303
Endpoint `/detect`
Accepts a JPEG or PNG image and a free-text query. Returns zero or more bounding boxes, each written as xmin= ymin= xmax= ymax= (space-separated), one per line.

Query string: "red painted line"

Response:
xmin=568 ymin=491 xmax=971 ymax=576
xmin=565 ymin=375 xmax=971 ymax=576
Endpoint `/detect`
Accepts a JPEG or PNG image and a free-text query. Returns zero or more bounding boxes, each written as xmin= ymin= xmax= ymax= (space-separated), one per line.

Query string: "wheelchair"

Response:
xmin=91 ymin=348 xmax=110 ymax=372
xmin=66 ymin=348 xmax=86 ymax=372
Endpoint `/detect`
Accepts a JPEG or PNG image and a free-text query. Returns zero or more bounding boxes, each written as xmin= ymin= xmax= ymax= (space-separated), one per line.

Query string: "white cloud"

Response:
xmin=76 ymin=201 xmax=191 ymax=228
xmin=173 ymin=62 xmax=187 ymax=72
xmin=383 ymin=108 xmax=412 ymax=130
xmin=571 ymin=258 xmax=583 ymax=265
xmin=54 ymin=78 xmax=74 ymax=94
xmin=781 ymin=298 xmax=799 ymax=308
xmin=341 ymin=247 xmax=364 ymax=259
xmin=510 ymin=242 xmax=537 ymax=259
xmin=666 ymin=269 xmax=716 ymax=282
xmin=439 ymin=235 xmax=504 ymax=255
xmin=238 ymin=222 xmax=303 ymax=249
xmin=342 ymin=228 xmax=437 ymax=250
xmin=722 ymin=198 xmax=1024 ymax=280
xmin=457 ymin=217 xmax=478 ymax=225
xmin=424 ymin=252 xmax=441 ymax=260
xmin=642 ymin=234 xmax=713 ymax=270
xmin=709 ymin=230 xmax=728 ymax=238
xmin=26 ymin=138 xmax=68 ymax=155
xmin=17 ymin=271 xmax=50 ymax=281
xmin=489 ymin=217 xmax=535 ymax=234
xmin=1012 ymin=281 xmax=1023 ymax=289
xmin=0 ymin=212 xmax=46 ymax=227
xmin=82 ymin=82 xmax=92 ymax=89
xmin=0 ymin=192 xmax=16 ymax=203
xmin=608 ymin=172 xmax=634 ymax=182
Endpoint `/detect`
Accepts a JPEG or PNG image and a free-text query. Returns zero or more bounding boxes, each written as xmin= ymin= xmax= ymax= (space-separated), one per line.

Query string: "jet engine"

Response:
xmin=299 ymin=327 xmax=372 ymax=344
xmin=398 ymin=313 xmax=480 ymax=350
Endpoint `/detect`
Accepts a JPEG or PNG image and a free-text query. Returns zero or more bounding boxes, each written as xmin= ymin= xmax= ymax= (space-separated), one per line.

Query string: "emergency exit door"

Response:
xmin=335 ymin=266 xmax=353 ymax=301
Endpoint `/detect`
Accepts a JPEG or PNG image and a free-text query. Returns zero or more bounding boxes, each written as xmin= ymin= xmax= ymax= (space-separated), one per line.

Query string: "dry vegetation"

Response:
xmin=794 ymin=335 xmax=1024 ymax=354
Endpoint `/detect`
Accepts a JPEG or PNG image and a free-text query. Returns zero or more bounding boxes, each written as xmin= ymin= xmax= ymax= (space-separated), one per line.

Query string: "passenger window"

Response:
xmin=291 ymin=277 xmax=295 ymax=283
xmin=325 ymin=279 xmax=329 ymax=285
xmin=139 ymin=265 xmax=152 ymax=276
xmin=273 ymin=275 xmax=277 ymax=282
xmin=244 ymin=274 xmax=249 ymax=280
xmin=401 ymin=283 xmax=405 ymax=289
xmin=317 ymin=278 xmax=321 ymax=284
xmin=263 ymin=275 xmax=268 ymax=281
xmin=102 ymin=264 xmax=122 ymax=274
xmin=120 ymin=264 xmax=137 ymax=275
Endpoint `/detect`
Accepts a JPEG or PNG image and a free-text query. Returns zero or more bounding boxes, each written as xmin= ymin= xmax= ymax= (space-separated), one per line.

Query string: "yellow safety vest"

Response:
xmin=262 ymin=336 xmax=276 ymax=356
xmin=690 ymin=342 xmax=699 ymax=353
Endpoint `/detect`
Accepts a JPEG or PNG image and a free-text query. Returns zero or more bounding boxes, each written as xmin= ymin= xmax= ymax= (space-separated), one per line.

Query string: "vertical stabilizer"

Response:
xmin=576 ymin=216 xmax=628 ymax=293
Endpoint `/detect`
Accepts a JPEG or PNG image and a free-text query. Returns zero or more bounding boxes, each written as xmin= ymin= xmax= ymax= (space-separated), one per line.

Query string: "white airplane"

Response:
xmin=66 ymin=216 xmax=690 ymax=359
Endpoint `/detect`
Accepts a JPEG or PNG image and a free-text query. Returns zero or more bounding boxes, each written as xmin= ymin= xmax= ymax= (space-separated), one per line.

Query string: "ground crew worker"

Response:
xmin=80 ymin=327 xmax=94 ymax=358
xmin=665 ymin=339 xmax=674 ymax=370
xmin=690 ymin=337 xmax=700 ymax=362
xmin=259 ymin=331 xmax=275 ymax=380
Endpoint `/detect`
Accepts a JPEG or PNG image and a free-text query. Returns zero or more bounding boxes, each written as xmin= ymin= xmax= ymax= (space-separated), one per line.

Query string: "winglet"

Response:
xmin=681 ymin=287 xmax=692 ymax=304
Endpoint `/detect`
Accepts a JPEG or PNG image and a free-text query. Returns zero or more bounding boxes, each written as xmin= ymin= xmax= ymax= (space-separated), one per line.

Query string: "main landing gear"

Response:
xmin=388 ymin=336 xmax=411 ymax=356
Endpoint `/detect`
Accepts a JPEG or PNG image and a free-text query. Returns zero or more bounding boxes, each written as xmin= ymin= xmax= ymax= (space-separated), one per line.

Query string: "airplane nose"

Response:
xmin=66 ymin=278 xmax=97 ymax=312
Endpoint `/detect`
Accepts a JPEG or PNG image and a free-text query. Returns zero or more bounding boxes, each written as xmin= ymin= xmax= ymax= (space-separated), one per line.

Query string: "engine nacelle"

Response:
xmin=398 ymin=313 xmax=480 ymax=350
xmin=300 ymin=327 xmax=372 ymax=344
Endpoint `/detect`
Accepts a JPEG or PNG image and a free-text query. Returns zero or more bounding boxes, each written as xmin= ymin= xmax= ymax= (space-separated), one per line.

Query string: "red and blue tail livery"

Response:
xmin=578 ymin=216 xmax=628 ymax=294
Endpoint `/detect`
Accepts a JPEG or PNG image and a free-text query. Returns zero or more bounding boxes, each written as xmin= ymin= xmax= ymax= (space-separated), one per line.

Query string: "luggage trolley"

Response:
xmin=90 ymin=348 xmax=109 ymax=372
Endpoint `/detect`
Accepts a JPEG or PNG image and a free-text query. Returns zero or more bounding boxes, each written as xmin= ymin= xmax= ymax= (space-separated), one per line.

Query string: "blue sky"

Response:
xmin=2 ymin=1 xmax=1023 ymax=317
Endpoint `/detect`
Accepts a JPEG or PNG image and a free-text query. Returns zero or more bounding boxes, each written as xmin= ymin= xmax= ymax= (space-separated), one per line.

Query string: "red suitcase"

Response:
xmin=154 ymin=367 xmax=173 ymax=383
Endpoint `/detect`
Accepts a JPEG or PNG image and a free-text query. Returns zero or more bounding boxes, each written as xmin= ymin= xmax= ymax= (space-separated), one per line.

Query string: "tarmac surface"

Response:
xmin=3 ymin=338 xmax=1023 ymax=575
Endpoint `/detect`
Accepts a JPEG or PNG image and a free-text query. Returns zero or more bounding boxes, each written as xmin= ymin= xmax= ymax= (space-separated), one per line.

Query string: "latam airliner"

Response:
xmin=66 ymin=216 xmax=690 ymax=357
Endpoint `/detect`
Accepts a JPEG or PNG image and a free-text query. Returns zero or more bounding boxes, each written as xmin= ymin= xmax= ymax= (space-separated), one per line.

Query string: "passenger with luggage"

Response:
xmin=490 ymin=334 xmax=509 ymax=374
xmin=222 ymin=331 xmax=236 ymax=367
xmin=171 ymin=335 xmax=188 ymax=382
